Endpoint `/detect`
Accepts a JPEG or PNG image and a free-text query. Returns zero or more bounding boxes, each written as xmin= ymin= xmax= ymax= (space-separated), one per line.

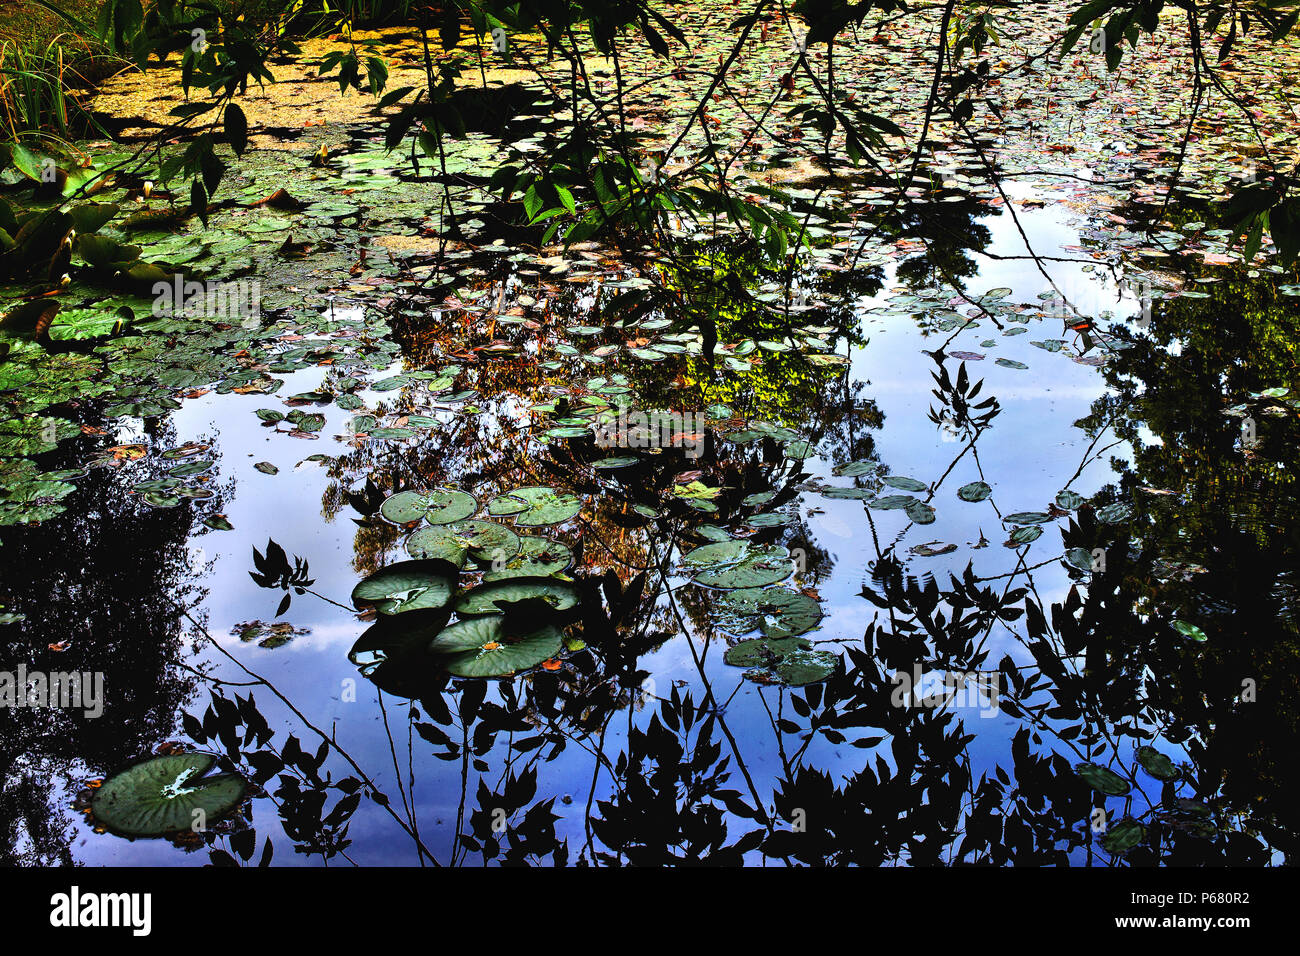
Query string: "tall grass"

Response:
xmin=0 ymin=0 xmax=118 ymax=145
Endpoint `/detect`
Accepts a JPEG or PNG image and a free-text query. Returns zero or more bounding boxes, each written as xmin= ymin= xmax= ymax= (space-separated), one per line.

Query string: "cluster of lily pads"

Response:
xmin=680 ymin=538 xmax=834 ymax=686
xmin=1074 ymin=745 xmax=1211 ymax=856
xmin=349 ymin=484 xmax=584 ymax=681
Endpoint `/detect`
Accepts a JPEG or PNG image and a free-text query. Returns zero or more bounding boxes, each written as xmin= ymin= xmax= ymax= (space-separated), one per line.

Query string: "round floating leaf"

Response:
xmin=775 ymin=648 xmax=838 ymax=685
xmin=1075 ymin=762 xmax=1131 ymax=796
xmin=488 ymin=486 xmax=582 ymax=526
xmin=380 ymin=488 xmax=477 ymax=525
xmin=883 ymin=475 xmax=928 ymax=492
xmin=820 ymin=487 xmax=876 ymax=500
xmin=724 ymin=637 xmax=835 ymax=685
xmin=481 ymin=536 xmax=573 ymax=581
xmin=1004 ymin=511 xmax=1052 ymax=524
xmin=833 ymin=460 xmax=879 ymax=477
xmin=1100 ymin=818 xmax=1146 ymax=855
xmin=169 ymin=460 xmax=213 ymax=478
xmin=1096 ymin=503 xmax=1132 ymax=524
xmin=593 ymin=456 xmax=639 ymax=469
xmin=905 ymin=500 xmax=937 ymax=524
xmin=1009 ymin=525 xmax=1043 ymax=544
xmin=724 ymin=636 xmax=809 ymax=667
xmin=1056 ymin=490 xmax=1085 ymax=510
xmin=684 ymin=541 xmax=792 ymax=590
xmin=868 ymin=494 xmax=916 ymax=510
xmin=454 ymin=577 xmax=580 ymax=616
xmin=428 ymin=615 xmax=562 ymax=678
xmin=91 ymin=754 xmax=248 ymax=838
xmin=682 ymin=540 xmax=749 ymax=567
xmin=406 ymin=520 xmax=520 ymax=568
xmin=350 ymin=560 xmax=455 ymax=615
xmin=1136 ymin=745 xmax=1180 ymax=781
xmin=957 ymin=481 xmax=992 ymax=502
xmin=1065 ymin=547 xmax=1095 ymax=571
xmin=716 ymin=587 xmax=823 ymax=638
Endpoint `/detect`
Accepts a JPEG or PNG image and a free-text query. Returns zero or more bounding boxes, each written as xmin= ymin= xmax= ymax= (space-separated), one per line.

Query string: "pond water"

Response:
xmin=2 ymin=4 xmax=1298 ymax=866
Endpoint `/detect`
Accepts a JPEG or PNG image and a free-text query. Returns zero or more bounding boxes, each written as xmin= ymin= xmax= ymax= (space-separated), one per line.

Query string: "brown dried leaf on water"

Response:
xmin=107 ymin=444 xmax=147 ymax=460
xmin=253 ymin=188 xmax=304 ymax=210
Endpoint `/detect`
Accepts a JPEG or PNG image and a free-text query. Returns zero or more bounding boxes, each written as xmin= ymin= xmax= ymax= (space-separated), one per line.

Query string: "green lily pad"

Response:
xmin=957 ymin=480 xmax=992 ymax=502
xmin=868 ymin=494 xmax=916 ymax=510
xmin=832 ymin=460 xmax=879 ymax=477
xmin=487 ymin=486 xmax=582 ymax=526
xmin=724 ymin=637 xmax=837 ymax=686
xmin=1065 ymin=547 xmax=1095 ymax=571
xmin=453 ymin=577 xmax=579 ymax=616
xmin=683 ymin=541 xmax=792 ymax=589
xmin=91 ymin=754 xmax=248 ymax=838
xmin=1055 ymin=490 xmax=1085 ymax=510
xmin=905 ymin=500 xmax=937 ymax=524
xmin=1136 ymin=745 xmax=1180 ymax=781
xmin=883 ymin=475 xmax=928 ymax=492
xmin=380 ymin=488 xmax=477 ymax=525
xmin=1075 ymin=762 xmax=1131 ymax=796
xmin=1095 ymin=503 xmax=1132 ymax=524
xmin=406 ymin=520 xmax=520 ymax=568
xmin=350 ymin=560 xmax=455 ymax=615
xmin=480 ymin=536 xmax=573 ymax=581
xmin=1004 ymin=511 xmax=1052 ymax=524
xmin=428 ymin=615 xmax=562 ymax=677
xmin=1100 ymin=818 xmax=1146 ymax=855
xmin=715 ymin=587 xmax=823 ymax=638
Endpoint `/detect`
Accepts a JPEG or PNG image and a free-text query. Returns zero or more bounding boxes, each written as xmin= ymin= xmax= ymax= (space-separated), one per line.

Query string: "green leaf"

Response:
xmin=351 ymin=560 xmax=456 ymax=615
xmin=91 ymin=754 xmax=248 ymax=837
xmin=428 ymin=615 xmax=562 ymax=677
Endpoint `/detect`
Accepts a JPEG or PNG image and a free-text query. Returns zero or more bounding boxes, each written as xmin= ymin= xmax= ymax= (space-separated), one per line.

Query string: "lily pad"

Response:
xmin=957 ymin=481 xmax=992 ymax=502
xmin=715 ymin=587 xmax=823 ymax=638
xmin=453 ymin=577 xmax=579 ymax=616
xmin=480 ymin=536 xmax=573 ymax=581
xmin=683 ymin=541 xmax=792 ymax=589
xmin=724 ymin=636 xmax=836 ymax=686
xmin=428 ymin=615 xmax=562 ymax=678
xmin=1100 ymin=818 xmax=1146 ymax=855
xmin=1075 ymin=762 xmax=1131 ymax=796
xmin=350 ymin=560 xmax=455 ymax=615
xmin=406 ymin=520 xmax=520 ymax=568
xmin=882 ymin=475 xmax=928 ymax=492
xmin=91 ymin=754 xmax=248 ymax=838
xmin=380 ymin=488 xmax=477 ymax=526
xmin=832 ymin=460 xmax=879 ymax=477
xmin=1055 ymin=490 xmax=1085 ymax=510
xmin=1172 ymin=620 xmax=1207 ymax=642
xmin=487 ymin=486 xmax=582 ymax=526
xmin=1136 ymin=745 xmax=1180 ymax=781
xmin=1004 ymin=511 xmax=1052 ymax=524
